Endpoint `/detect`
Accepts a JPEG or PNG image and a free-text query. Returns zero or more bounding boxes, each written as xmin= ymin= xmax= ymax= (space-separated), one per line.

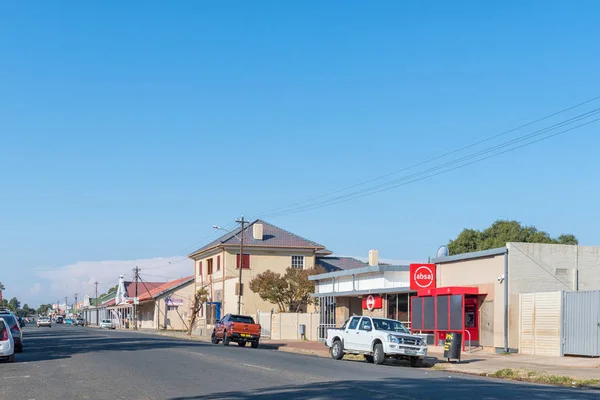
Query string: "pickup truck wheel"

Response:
xmin=251 ymin=340 xmax=259 ymax=349
xmin=373 ymin=343 xmax=385 ymax=365
xmin=211 ymin=332 xmax=219 ymax=344
xmin=223 ymin=333 xmax=230 ymax=346
xmin=410 ymin=357 xmax=423 ymax=368
xmin=364 ymin=355 xmax=374 ymax=363
xmin=330 ymin=340 xmax=344 ymax=360
xmin=238 ymin=341 xmax=246 ymax=347
xmin=8 ymin=354 xmax=15 ymax=363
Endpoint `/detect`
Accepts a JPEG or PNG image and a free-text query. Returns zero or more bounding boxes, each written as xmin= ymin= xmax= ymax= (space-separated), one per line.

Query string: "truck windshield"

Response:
xmin=372 ymin=318 xmax=409 ymax=333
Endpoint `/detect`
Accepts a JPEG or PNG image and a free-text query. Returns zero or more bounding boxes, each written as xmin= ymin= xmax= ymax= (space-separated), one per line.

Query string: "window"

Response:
xmin=207 ymin=258 xmax=213 ymax=275
xmin=198 ymin=261 xmax=203 ymax=276
xmin=217 ymin=255 xmax=221 ymax=271
xmin=291 ymin=255 xmax=304 ymax=269
xmin=358 ymin=318 xmax=372 ymax=331
xmin=348 ymin=317 xmax=360 ymax=330
xmin=386 ymin=293 xmax=409 ymax=322
xmin=168 ymin=306 xmax=178 ymax=311
xmin=236 ymin=254 xmax=250 ymax=269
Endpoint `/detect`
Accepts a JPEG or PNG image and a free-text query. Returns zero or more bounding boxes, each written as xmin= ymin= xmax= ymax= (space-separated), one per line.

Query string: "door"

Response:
xmin=215 ymin=315 xmax=228 ymax=339
xmin=343 ymin=317 xmax=361 ymax=351
xmin=355 ymin=317 xmax=375 ymax=352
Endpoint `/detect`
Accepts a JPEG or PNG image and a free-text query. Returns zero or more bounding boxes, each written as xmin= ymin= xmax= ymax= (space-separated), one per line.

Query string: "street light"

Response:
xmin=213 ymin=217 xmax=247 ymax=314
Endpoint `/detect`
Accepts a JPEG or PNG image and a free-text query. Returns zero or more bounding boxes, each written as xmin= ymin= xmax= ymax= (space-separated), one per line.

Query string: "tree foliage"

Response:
xmin=249 ymin=266 xmax=326 ymax=313
xmin=448 ymin=220 xmax=578 ymax=255
xmin=8 ymin=297 xmax=20 ymax=312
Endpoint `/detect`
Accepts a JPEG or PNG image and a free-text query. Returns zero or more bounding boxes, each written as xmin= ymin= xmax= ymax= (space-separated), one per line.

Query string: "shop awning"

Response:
xmin=312 ymin=286 xmax=414 ymax=297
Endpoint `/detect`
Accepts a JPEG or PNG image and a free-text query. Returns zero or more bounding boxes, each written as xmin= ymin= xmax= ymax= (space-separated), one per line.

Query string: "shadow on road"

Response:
xmin=18 ymin=327 xmax=211 ymax=362
xmin=167 ymin=377 xmax=599 ymax=400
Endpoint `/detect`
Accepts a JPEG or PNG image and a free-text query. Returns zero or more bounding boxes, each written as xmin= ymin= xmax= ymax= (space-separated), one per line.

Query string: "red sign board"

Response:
xmin=361 ymin=295 xmax=383 ymax=311
xmin=410 ymin=263 xmax=436 ymax=290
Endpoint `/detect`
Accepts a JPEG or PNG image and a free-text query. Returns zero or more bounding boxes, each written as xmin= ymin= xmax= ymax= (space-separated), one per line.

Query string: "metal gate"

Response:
xmin=317 ymin=296 xmax=336 ymax=342
xmin=562 ymin=290 xmax=600 ymax=357
xmin=257 ymin=311 xmax=272 ymax=338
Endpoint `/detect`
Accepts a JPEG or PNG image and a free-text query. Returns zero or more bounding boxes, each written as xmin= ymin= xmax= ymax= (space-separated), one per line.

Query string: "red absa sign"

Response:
xmin=409 ymin=263 xmax=436 ymax=290
xmin=361 ymin=295 xmax=383 ymax=311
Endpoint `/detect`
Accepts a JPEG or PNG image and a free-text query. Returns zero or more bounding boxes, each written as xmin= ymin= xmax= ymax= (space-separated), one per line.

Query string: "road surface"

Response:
xmin=0 ymin=324 xmax=597 ymax=400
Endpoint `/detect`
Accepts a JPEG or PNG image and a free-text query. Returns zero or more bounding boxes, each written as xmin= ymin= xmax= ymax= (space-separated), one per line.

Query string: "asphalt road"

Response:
xmin=1 ymin=325 xmax=598 ymax=400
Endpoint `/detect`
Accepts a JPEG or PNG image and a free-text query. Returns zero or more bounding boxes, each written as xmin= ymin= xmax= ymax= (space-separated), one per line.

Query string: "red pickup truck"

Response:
xmin=211 ymin=313 xmax=261 ymax=348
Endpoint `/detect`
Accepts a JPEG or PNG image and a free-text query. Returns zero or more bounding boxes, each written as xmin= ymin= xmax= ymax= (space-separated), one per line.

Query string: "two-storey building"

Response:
xmin=189 ymin=219 xmax=331 ymax=322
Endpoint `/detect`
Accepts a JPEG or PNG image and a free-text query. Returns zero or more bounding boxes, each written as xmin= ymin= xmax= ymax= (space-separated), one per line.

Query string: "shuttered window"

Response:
xmin=236 ymin=254 xmax=250 ymax=269
xmin=217 ymin=255 xmax=221 ymax=271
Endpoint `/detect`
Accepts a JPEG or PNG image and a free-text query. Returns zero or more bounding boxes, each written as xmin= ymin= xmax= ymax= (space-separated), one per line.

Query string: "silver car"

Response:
xmin=37 ymin=317 xmax=52 ymax=328
xmin=99 ymin=319 xmax=115 ymax=329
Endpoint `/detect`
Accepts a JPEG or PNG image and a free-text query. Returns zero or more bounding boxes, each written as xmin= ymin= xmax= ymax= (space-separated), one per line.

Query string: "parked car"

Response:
xmin=99 ymin=319 xmax=115 ymax=329
xmin=65 ymin=318 xmax=73 ymax=325
xmin=55 ymin=316 xmax=64 ymax=324
xmin=37 ymin=317 xmax=52 ymax=328
xmin=211 ymin=314 xmax=261 ymax=348
xmin=0 ymin=317 xmax=15 ymax=363
xmin=74 ymin=318 xmax=85 ymax=326
xmin=0 ymin=309 xmax=23 ymax=353
xmin=325 ymin=316 xmax=427 ymax=367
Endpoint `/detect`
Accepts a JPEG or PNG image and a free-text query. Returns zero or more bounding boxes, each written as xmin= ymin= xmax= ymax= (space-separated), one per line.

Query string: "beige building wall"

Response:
xmin=194 ymin=246 xmax=318 ymax=317
xmin=155 ymin=280 xmax=195 ymax=331
xmin=269 ymin=313 xmax=320 ymax=341
xmin=436 ymin=254 xmax=506 ymax=348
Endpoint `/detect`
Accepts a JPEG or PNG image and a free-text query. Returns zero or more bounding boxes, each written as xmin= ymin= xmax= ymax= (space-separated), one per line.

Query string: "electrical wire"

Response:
xmin=260 ymin=116 xmax=600 ymax=218
xmin=253 ymin=94 xmax=600 ymax=218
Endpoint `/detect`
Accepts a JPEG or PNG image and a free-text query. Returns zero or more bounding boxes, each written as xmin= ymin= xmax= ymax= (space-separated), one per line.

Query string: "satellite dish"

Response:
xmin=436 ymin=245 xmax=449 ymax=258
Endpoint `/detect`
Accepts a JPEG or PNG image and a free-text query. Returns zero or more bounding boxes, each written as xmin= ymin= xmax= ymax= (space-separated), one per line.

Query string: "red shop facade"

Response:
xmin=408 ymin=264 xmax=481 ymax=349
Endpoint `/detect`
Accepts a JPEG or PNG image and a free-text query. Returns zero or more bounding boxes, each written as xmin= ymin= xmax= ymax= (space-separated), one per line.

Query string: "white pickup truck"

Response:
xmin=325 ymin=316 xmax=427 ymax=367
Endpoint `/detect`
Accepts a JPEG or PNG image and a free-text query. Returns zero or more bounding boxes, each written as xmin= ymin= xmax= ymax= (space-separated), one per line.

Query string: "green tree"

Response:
xmin=8 ymin=297 xmax=20 ymax=312
xmin=249 ymin=266 xmax=326 ymax=312
xmin=448 ymin=220 xmax=579 ymax=255
xmin=37 ymin=304 xmax=53 ymax=315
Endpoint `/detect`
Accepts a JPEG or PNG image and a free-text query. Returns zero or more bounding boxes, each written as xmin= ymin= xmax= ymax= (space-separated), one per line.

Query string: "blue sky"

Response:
xmin=2 ymin=1 xmax=600 ymax=306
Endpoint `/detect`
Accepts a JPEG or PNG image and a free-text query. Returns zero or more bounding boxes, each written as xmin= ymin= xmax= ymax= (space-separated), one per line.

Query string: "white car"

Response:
xmin=0 ymin=317 xmax=15 ymax=363
xmin=325 ymin=316 xmax=427 ymax=367
xmin=99 ymin=319 xmax=115 ymax=329
xmin=37 ymin=317 xmax=52 ymax=328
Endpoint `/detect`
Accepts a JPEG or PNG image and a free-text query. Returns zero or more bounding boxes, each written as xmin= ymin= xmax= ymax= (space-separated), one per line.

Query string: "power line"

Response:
xmin=261 ymin=116 xmax=600 ymax=218
xmin=253 ymin=94 xmax=600 ymax=218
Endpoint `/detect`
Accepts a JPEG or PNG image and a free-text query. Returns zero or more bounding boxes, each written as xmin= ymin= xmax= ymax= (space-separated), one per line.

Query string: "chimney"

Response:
xmin=368 ymin=249 xmax=379 ymax=266
xmin=253 ymin=223 xmax=264 ymax=240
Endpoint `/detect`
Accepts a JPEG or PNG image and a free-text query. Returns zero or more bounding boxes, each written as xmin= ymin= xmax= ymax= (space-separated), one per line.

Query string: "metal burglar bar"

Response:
xmin=317 ymin=296 xmax=336 ymax=342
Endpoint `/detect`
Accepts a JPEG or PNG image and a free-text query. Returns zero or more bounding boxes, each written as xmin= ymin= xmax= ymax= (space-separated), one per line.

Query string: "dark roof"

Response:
xmin=190 ymin=219 xmax=329 ymax=257
xmin=316 ymin=256 xmax=367 ymax=272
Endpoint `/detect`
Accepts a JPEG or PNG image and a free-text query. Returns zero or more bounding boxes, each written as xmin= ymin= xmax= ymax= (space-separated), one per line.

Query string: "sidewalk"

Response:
xmin=259 ymin=339 xmax=600 ymax=383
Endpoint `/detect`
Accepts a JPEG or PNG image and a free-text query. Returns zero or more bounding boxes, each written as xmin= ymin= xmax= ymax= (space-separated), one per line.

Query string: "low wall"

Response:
xmin=269 ymin=313 xmax=320 ymax=341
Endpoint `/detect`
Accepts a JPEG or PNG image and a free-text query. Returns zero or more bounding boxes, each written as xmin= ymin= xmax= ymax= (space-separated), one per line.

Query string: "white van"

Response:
xmin=0 ymin=317 xmax=15 ymax=363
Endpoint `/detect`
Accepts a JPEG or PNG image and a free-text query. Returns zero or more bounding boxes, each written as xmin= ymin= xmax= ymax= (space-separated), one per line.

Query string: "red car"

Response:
xmin=211 ymin=314 xmax=261 ymax=348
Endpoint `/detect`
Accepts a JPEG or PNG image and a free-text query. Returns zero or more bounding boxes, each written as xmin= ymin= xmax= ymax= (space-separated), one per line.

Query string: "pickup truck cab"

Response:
xmin=325 ymin=316 xmax=427 ymax=367
xmin=211 ymin=314 xmax=261 ymax=348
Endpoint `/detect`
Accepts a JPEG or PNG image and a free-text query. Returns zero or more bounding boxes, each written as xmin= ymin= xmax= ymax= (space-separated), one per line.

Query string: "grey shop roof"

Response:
xmin=309 ymin=264 xmax=409 ymax=281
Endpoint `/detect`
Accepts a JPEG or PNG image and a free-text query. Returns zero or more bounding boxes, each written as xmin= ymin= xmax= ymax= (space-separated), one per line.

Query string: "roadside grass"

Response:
xmin=487 ymin=368 xmax=600 ymax=387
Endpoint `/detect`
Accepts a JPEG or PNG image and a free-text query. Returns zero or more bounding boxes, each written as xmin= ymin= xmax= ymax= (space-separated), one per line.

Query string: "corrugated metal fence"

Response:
xmin=562 ymin=290 xmax=600 ymax=357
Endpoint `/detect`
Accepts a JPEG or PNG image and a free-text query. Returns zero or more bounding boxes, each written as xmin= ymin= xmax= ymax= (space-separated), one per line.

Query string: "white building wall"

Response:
xmin=315 ymin=270 xmax=410 ymax=294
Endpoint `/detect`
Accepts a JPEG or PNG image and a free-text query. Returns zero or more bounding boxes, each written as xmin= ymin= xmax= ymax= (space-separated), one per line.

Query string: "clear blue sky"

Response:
xmin=2 ymin=1 xmax=600 ymax=306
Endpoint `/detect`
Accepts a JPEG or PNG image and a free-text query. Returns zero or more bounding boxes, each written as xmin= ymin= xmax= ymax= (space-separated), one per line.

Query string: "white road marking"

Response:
xmin=242 ymin=363 xmax=273 ymax=371
xmin=2 ymin=375 xmax=31 ymax=379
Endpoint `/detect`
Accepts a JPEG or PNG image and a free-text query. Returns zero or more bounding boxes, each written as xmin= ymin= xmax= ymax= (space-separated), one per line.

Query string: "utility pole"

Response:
xmin=74 ymin=293 xmax=78 ymax=315
xmin=133 ymin=266 xmax=140 ymax=330
xmin=64 ymin=296 xmax=68 ymax=314
xmin=94 ymin=281 xmax=99 ymax=325
xmin=236 ymin=216 xmax=246 ymax=315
